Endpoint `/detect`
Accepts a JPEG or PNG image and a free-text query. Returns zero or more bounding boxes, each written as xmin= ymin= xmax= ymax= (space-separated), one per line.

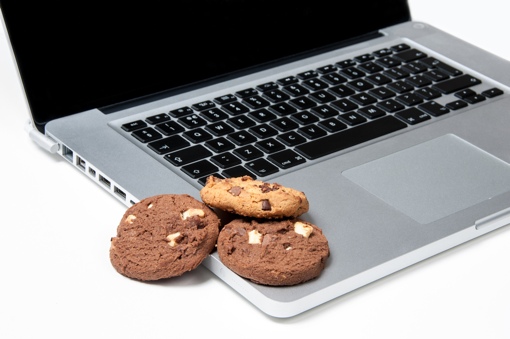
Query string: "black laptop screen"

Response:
xmin=0 ymin=1 xmax=410 ymax=132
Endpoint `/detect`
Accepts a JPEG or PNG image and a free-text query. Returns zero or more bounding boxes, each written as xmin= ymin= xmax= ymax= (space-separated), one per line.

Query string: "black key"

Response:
xmin=222 ymin=165 xmax=254 ymax=178
xmin=289 ymin=96 xmax=317 ymax=110
xmin=268 ymin=149 xmax=307 ymax=169
xmin=243 ymin=95 xmax=270 ymax=109
xmin=432 ymin=74 xmax=482 ymax=94
xmin=368 ymin=87 xmax=396 ymax=100
xmin=377 ymin=99 xmax=405 ymax=113
xmin=373 ymin=48 xmax=393 ymax=57
xmin=298 ymin=124 xmax=327 ymax=139
xmin=283 ymin=84 xmax=310 ymax=97
xmin=358 ymin=105 xmax=386 ymax=119
xmin=164 ymin=145 xmax=212 ymax=166
xmin=395 ymin=107 xmax=431 ymax=125
xmin=391 ymin=43 xmax=411 ymax=52
xmin=222 ymin=101 xmax=250 ymax=115
xmin=146 ymin=113 xmax=170 ymax=125
xmin=422 ymin=69 xmax=449 ymax=82
xmin=387 ymin=80 xmax=414 ymax=94
xmin=256 ymin=82 xmax=279 ymax=92
xmin=357 ymin=61 xmax=383 ymax=74
xmin=276 ymin=76 xmax=298 ymax=86
xmin=228 ymin=130 xmax=257 ymax=145
xmin=418 ymin=101 xmax=450 ymax=117
xmin=393 ymin=48 xmax=427 ymax=62
xmin=233 ymin=145 xmax=264 ymax=161
xmin=205 ymin=121 xmax=235 ymax=136
xmin=204 ymin=137 xmax=235 ymax=153
xmin=331 ymin=99 xmax=358 ymax=112
xmin=227 ymin=116 xmax=256 ymax=129
xmin=291 ymin=111 xmax=319 ymax=125
xmin=269 ymin=102 xmax=298 ymax=116
xmin=350 ymin=93 xmax=377 ymax=106
xmin=329 ymin=84 xmax=355 ymax=98
xmin=310 ymin=105 xmax=339 ymax=118
xmin=191 ymin=100 xmax=216 ymax=111
xmin=122 ymin=120 xmax=147 ymax=132
xmin=419 ymin=57 xmax=462 ymax=76
xmin=463 ymin=94 xmax=486 ymax=104
xmin=181 ymin=160 xmax=218 ymax=179
xmin=316 ymin=64 xmax=337 ymax=74
xmin=353 ymin=53 xmax=374 ymax=63
xmin=446 ymin=100 xmax=469 ymax=110
xmin=277 ymin=131 xmax=307 ymax=146
xmin=297 ymin=70 xmax=318 ymax=80
xmin=347 ymin=79 xmax=374 ymax=92
xmin=178 ymin=114 xmax=207 ymax=128
xmin=375 ymin=56 xmax=401 ymax=68
xmin=214 ymin=94 xmax=237 ymax=105
xmin=255 ymin=138 xmax=285 ymax=153
xmin=365 ymin=73 xmax=392 ymax=86
xmin=270 ymin=117 xmax=299 ymax=132
xmin=201 ymin=108 xmax=229 ymax=122
xmin=405 ymin=75 xmax=432 ymax=88
xmin=401 ymin=61 xmax=428 ymax=74
xmin=302 ymin=78 xmax=329 ymax=91
xmin=249 ymin=124 xmax=278 ymax=138
xmin=318 ymin=118 xmax=347 ymax=132
xmin=414 ymin=87 xmax=442 ymax=100
xmin=455 ymin=88 xmax=477 ymax=99
xmin=155 ymin=121 xmax=185 ymax=135
xmin=148 ymin=135 xmax=190 ymax=155
xmin=132 ymin=127 xmax=162 ymax=143
xmin=245 ymin=158 xmax=279 ymax=177
xmin=482 ymin=88 xmax=504 ymax=98
xmin=263 ymin=89 xmax=290 ymax=103
xmin=295 ymin=116 xmax=407 ymax=159
xmin=321 ymin=73 xmax=347 ymax=85
xmin=210 ymin=152 xmax=242 ymax=169
xmin=339 ymin=112 xmax=367 ymax=126
xmin=309 ymin=90 xmax=336 ymax=104
xmin=182 ymin=128 xmax=213 ymax=143
xmin=336 ymin=59 xmax=356 ymax=69
xmin=383 ymin=67 xmax=409 ymax=80
xmin=249 ymin=109 xmax=276 ymax=123
xmin=396 ymin=93 xmax=423 ymax=106
xmin=169 ymin=106 xmax=193 ymax=118
xmin=236 ymin=88 xmax=258 ymax=98
xmin=339 ymin=67 xmax=365 ymax=79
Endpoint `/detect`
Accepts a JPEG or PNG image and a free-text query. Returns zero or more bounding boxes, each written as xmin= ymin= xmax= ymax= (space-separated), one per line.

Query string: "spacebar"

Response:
xmin=295 ymin=115 xmax=407 ymax=159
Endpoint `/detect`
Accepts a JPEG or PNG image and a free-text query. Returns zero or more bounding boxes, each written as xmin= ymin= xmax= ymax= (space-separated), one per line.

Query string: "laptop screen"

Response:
xmin=0 ymin=1 xmax=410 ymax=132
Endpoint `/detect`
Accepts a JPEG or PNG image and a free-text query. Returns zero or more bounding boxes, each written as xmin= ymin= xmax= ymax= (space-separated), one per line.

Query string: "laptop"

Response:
xmin=2 ymin=0 xmax=510 ymax=318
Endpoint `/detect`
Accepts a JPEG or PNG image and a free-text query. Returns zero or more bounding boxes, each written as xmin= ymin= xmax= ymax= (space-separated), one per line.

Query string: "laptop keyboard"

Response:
xmin=118 ymin=43 xmax=504 ymax=186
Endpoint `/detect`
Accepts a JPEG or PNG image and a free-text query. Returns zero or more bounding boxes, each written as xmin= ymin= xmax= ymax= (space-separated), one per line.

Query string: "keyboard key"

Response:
xmin=395 ymin=107 xmax=431 ymax=125
xmin=255 ymin=138 xmax=285 ymax=153
xmin=269 ymin=102 xmax=298 ymax=116
xmin=155 ymin=121 xmax=185 ymax=135
xmin=318 ymin=118 xmax=347 ymax=132
xmin=214 ymin=94 xmax=237 ymax=105
xmin=178 ymin=114 xmax=207 ymax=128
xmin=148 ymin=135 xmax=190 ymax=154
xmin=243 ymin=95 xmax=270 ymax=109
xmin=482 ymin=87 xmax=504 ymax=98
xmin=191 ymin=100 xmax=216 ymax=111
xmin=419 ymin=57 xmax=462 ymax=76
xmin=122 ymin=120 xmax=147 ymax=132
xmin=463 ymin=94 xmax=486 ymax=104
xmin=169 ymin=106 xmax=193 ymax=117
xmin=331 ymin=99 xmax=358 ymax=112
xmin=270 ymin=117 xmax=299 ymax=131
xmin=132 ymin=127 xmax=162 ymax=143
xmin=291 ymin=111 xmax=319 ymax=125
xmin=245 ymin=158 xmax=279 ymax=177
xmin=204 ymin=137 xmax=235 ymax=153
xmin=339 ymin=112 xmax=367 ymax=126
xmin=233 ymin=145 xmax=263 ymax=161
xmin=204 ymin=121 xmax=235 ymax=136
xmin=227 ymin=116 xmax=256 ymax=129
xmin=277 ymin=131 xmax=307 ymax=146
xmin=393 ymin=48 xmax=427 ymax=62
xmin=164 ymin=145 xmax=212 ymax=166
xmin=228 ymin=130 xmax=257 ymax=145
xmin=181 ymin=160 xmax=218 ymax=179
xmin=418 ymin=101 xmax=450 ymax=117
xmin=357 ymin=105 xmax=386 ymax=119
xmin=295 ymin=115 xmax=407 ymax=159
xmin=183 ymin=128 xmax=213 ymax=143
xmin=200 ymin=108 xmax=229 ymax=122
xmin=222 ymin=101 xmax=250 ymax=115
xmin=210 ymin=152 xmax=242 ymax=168
xmin=298 ymin=124 xmax=327 ymax=139
xmin=249 ymin=124 xmax=278 ymax=138
xmin=445 ymin=100 xmax=468 ymax=110
xmin=248 ymin=109 xmax=276 ymax=123
xmin=268 ymin=149 xmax=307 ymax=169
xmin=377 ymin=99 xmax=405 ymax=113
xmin=146 ymin=113 xmax=170 ymax=125
xmin=432 ymin=74 xmax=482 ymax=94
xmin=222 ymin=165 xmax=255 ymax=178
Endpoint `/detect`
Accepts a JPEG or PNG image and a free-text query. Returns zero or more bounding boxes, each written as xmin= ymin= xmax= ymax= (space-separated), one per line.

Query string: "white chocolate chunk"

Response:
xmin=125 ymin=214 xmax=136 ymax=224
xmin=181 ymin=208 xmax=205 ymax=220
xmin=248 ymin=229 xmax=262 ymax=244
xmin=166 ymin=232 xmax=181 ymax=247
xmin=294 ymin=221 xmax=313 ymax=238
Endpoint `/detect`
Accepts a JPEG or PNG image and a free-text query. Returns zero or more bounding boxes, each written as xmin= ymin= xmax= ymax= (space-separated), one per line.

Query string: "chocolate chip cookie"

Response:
xmin=110 ymin=194 xmax=220 ymax=281
xmin=216 ymin=218 xmax=330 ymax=286
xmin=200 ymin=176 xmax=309 ymax=219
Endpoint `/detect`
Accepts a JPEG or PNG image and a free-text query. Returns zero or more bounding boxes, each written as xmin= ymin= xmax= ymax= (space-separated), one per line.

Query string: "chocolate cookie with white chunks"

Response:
xmin=217 ymin=218 xmax=330 ymax=286
xmin=200 ymin=175 xmax=309 ymax=219
xmin=110 ymin=194 xmax=220 ymax=281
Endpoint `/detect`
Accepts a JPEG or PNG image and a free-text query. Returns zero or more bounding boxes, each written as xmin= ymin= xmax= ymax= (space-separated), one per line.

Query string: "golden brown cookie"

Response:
xmin=109 ymin=194 xmax=220 ymax=281
xmin=200 ymin=175 xmax=309 ymax=219
xmin=217 ymin=218 xmax=330 ymax=286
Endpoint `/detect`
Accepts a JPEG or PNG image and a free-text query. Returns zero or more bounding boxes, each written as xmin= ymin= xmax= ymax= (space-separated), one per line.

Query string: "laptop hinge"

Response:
xmin=24 ymin=119 xmax=59 ymax=154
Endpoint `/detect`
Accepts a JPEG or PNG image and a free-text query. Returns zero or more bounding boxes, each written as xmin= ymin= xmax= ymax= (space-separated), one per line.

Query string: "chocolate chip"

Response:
xmin=229 ymin=186 xmax=242 ymax=196
xmin=261 ymin=199 xmax=271 ymax=211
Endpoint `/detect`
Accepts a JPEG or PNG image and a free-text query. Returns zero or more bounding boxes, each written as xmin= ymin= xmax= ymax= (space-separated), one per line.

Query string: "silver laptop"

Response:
xmin=2 ymin=0 xmax=510 ymax=318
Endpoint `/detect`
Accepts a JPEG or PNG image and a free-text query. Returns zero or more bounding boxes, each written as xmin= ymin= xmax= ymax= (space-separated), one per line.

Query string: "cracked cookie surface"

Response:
xmin=110 ymin=194 xmax=220 ymax=281
xmin=200 ymin=176 xmax=309 ymax=219
xmin=217 ymin=218 xmax=330 ymax=286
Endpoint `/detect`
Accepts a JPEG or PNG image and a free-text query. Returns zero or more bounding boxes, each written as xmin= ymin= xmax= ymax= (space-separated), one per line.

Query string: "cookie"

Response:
xmin=217 ymin=218 xmax=330 ymax=286
xmin=110 ymin=194 xmax=220 ymax=281
xmin=200 ymin=176 xmax=309 ymax=219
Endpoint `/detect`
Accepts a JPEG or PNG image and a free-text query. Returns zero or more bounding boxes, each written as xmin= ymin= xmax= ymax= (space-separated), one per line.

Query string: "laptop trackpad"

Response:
xmin=343 ymin=134 xmax=510 ymax=224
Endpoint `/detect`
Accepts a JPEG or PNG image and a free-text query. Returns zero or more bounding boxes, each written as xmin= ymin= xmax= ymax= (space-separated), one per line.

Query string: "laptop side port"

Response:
xmin=114 ymin=186 xmax=126 ymax=201
xmin=98 ymin=175 xmax=111 ymax=189
xmin=62 ymin=145 xmax=73 ymax=163
xmin=88 ymin=167 xmax=96 ymax=178
xmin=76 ymin=156 xmax=86 ymax=171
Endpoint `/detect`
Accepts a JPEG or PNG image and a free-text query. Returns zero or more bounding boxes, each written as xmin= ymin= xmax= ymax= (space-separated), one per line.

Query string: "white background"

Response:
xmin=1 ymin=1 xmax=509 ymax=338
